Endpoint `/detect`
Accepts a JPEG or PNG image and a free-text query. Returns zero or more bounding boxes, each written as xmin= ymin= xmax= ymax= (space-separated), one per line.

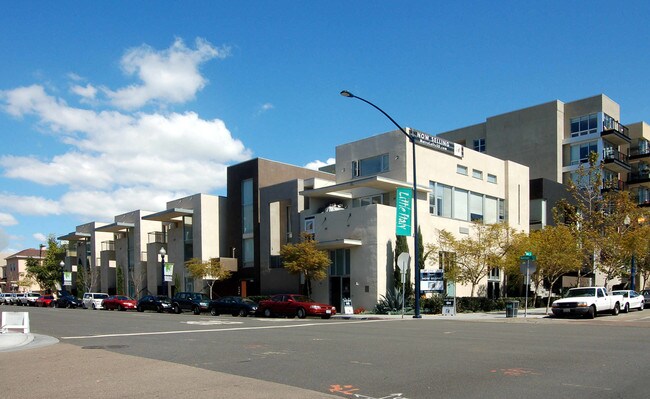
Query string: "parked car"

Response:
xmin=137 ymin=295 xmax=173 ymax=313
xmin=82 ymin=292 xmax=109 ymax=310
xmin=171 ymin=292 xmax=212 ymax=315
xmin=208 ymin=296 xmax=259 ymax=317
xmin=551 ymin=287 xmax=623 ymax=318
xmin=13 ymin=293 xmax=26 ymax=305
xmin=642 ymin=289 xmax=650 ymax=309
xmin=20 ymin=292 xmax=41 ymax=306
xmin=258 ymin=294 xmax=336 ymax=319
xmin=610 ymin=290 xmax=644 ymax=313
xmin=35 ymin=295 xmax=55 ymax=307
xmin=3 ymin=293 xmax=17 ymax=305
xmin=0 ymin=293 xmax=10 ymax=304
xmin=53 ymin=293 xmax=81 ymax=308
xmin=102 ymin=295 xmax=137 ymax=311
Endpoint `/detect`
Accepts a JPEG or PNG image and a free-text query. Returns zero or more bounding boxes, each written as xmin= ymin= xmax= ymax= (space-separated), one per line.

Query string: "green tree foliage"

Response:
xmin=393 ymin=235 xmax=413 ymax=298
xmin=437 ymin=222 xmax=517 ymax=297
xmin=116 ymin=265 xmax=125 ymax=295
xmin=186 ymin=258 xmax=233 ymax=299
xmin=524 ymin=225 xmax=582 ymax=313
xmin=25 ymin=235 xmax=66 ymax=292
xmin=280 ymin=233 xmax=331 ymax=297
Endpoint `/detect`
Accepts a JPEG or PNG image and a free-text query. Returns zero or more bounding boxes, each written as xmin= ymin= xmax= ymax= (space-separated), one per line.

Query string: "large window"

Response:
xmin=570 ymin=141 xmax=598 ymax=165
xmin=329 ymin=249 xmax=350 ymax=276
xmin=242 ymin=238 xmax=254 ymax=268
xmin=242 ymin=179 xmax=254 ymax=235
xmin=570 ymin=114 xmax=598 ymax=137
xmin=353 ymin=153 xmax=389 ymax=177
xmin=429 ymin=181 xmax=504 ymax=223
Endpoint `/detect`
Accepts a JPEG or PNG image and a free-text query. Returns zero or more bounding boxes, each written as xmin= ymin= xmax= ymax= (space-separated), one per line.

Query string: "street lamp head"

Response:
xmin=59 ymin=261 xmax=65 ymax=267
xmin=340 ymin=90 xmax=354 ymax=98
xmin=159 ymin=247 xmax=166 ymax=256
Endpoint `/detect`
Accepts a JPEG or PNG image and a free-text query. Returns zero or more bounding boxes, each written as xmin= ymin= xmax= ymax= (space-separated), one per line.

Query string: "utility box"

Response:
xmin=506 ymin=301 xmax=519 ymax=318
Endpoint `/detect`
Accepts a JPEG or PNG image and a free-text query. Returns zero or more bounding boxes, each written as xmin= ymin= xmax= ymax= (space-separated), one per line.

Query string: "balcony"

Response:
xmin=628 ymin=170 xmax=650 ymax=186
xmin=601 ymin=120 xmax=630 ymax=145
xmin=101 ymin=240 xmax=115 ymax=251
xmin=602 ymin=148 xmax=630 ymax=174
xmin=148 ymin=231 xmax=167 ymax=244
xmin=629 ymin=139 xmax=650 ymax=161
xmin=601 ymin=178 xmax=626 ymax=193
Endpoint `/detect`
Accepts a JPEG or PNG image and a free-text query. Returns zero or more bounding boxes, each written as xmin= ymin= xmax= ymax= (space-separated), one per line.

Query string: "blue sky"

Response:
xmin=1 ymin=1 xmax=650 ymax=254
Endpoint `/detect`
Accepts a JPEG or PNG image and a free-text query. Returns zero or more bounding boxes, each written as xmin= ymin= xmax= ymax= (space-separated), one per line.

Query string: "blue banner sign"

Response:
xmin=395 ymin=187 xmax=412 ymax=236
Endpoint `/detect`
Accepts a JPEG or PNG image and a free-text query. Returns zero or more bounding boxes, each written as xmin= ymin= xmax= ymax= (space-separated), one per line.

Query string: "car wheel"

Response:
xmin=156 ymin=305 xmax=163 ymax=313
xmin=51 ymin=301 xmax=56 ymax=308
xmin=612 ymin=303 xmax=620 ymax=316
xmin=586 ymin=305 xmax=595 ymax=319
xmin=210 ymin=307 xmax=219 ymax=316
xmin=263 ymin=308 xmax=273 ymax=318
xmin=639 ymin=303 xmax=644 ymax=311
xmin=238 ymin=309 xmax=247 ymax=317
xmin=173 ymin=304 xmax=181 ymax=314
xmin=118 ymin=305 xmax=124 ymax=311
xmin=321 ymin=315 xmax=332 ymax=319
xmin=193 ymin=306 xmax=201 ymax=315
xmin=92 ymin=303 xmax=96 ymax=310
xmin=296 ymin=308 xmax=307 ymax=319
xmin=137 ymin=305 xmax=144 ymax=312
xmin=623 ymin=303 xmax=629 ymax=313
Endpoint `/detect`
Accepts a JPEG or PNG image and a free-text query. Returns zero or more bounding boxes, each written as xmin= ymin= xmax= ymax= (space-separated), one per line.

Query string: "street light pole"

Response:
xmin=159 ymin=247 xmax=170 ymax=297
xmin=340 ymin=90 xmax=422 ymax=318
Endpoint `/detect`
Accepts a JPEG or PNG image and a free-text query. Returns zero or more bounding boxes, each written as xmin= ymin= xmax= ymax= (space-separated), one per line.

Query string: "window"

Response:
xmin=353 ymin=153 xmax=389 ymax=177
xmin=484 ymin=196 xmax=498 ymax=224
xmin=472 ymin=169 xmax=483 ymax=180
xmin=242 ymin=179 xmax=254 ymax=234
xmin=470 ymin=192 xmax=483 ymax=221
xmin=473 ymin=138 xmax=486 ymax=153
xmin=570 ymin=141 xmax=598 ymax=165
xmin=570 ymin=114 xmax=598 ymax=137
xmin=242 ymin=238 xmax=254 ymax=267
xmin=456 ymin=165 xmax=468 ymax=175
xmin=453 ymin=188 xmax=468 ymax=220
xmin=487 ymin=174 xmax=497 ymax=184
xmin=329 ymin=249 xmax=351 ymax=276
xmin=431 ymin=182 xmax=452 ymax=218
xmin=352 ymin=193 xmax=388 ymax=207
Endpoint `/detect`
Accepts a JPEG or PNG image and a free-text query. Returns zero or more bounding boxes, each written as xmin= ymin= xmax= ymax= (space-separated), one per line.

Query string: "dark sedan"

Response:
xmin=137 ymin=295 xmax=173 ymax=313
xmin=208 ymin=296 xmax=258 ymax=317
xmin=642 ymin=289 xmax=650 ymax=309
xmin=53 ymin=293 xmax=81 ymax=308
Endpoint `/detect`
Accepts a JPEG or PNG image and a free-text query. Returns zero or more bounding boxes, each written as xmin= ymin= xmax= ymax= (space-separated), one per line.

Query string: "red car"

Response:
xmin=35 ymin=295 xmax=55 ymax=307
xmin=102 ymin=295 xmax=137 ymax=311
xmin=259 ymin=294 xmax=336 ymax=319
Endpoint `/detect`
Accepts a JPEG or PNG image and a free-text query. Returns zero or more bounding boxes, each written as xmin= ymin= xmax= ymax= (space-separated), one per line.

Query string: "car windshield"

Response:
xmin=155 ymin=296 xmax=170 ymax=302
xmin=242 ymin=298 xmax=255 ymax=304
xmin=565 ymin=288 xmax=596 ymax=298
xmin=611 ymin=291 xmax=628 ymax=298
xmin=191 ymin=293 xmax=210 ymax=301
xmin=116 ymin=296 xmax=130 ymax=300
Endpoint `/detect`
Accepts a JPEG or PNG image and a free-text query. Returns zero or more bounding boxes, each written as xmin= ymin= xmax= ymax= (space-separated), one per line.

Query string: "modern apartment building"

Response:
xmin=225 ymin=158 xmax=335 ymax=297
xmin=95 ymin=210 xmax=161 ymax=297
xmin=142 ymin=193 xmax=235 ymax=296
xmin=59 ymin=222 xmax=113 ymax=293
xmin=297 ymin=130 xmax=529 ymax=310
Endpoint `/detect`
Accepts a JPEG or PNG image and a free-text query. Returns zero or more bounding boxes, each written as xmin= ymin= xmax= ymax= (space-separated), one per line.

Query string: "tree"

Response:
xmin=280 ymin=233 xmax=331 ymax=297
xmin=116 ymin=265 xmax=125 ymax=295
xmin=25 ymin=235 xmax=66 ymax=292
xmin=186 ymin=258 xmax=233 ymax=299
xmin=527 ymin=225 xmax=582 ymax=313
xmin=437 ymin=222 xmax=516 ymax=297
xmin=393 ymin=235 xmax=413 ymax=298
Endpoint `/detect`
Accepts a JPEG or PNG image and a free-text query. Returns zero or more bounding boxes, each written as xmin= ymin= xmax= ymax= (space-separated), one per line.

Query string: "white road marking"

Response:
xmin=184 ymin=320 xmax=243 ymax=326
xmin=60 ymin=319 xmax=391 ymax=340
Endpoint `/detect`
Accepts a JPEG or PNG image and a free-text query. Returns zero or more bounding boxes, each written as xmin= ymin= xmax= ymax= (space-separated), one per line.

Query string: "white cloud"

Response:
xmin=104 ymin=38 xmax=229 ymax=109
xmin=71 ymin=83 xmax=97 ymax=100
xmin=256 ymin=102 xmax=274 ymax=116
xmin=32 ymin=233 xmax=47 ymax=243
xmin=0 ymin=212 xmax=17 ymax=226
xmin=304 ymin=158 xmax=335 ymax=171
xmin=0 ymin=37 xmax=252 ymax=224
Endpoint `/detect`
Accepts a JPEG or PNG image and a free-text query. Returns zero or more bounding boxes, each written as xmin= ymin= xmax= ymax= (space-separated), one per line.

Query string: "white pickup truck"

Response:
xmin=551 ymin=287 xmax=623 ymax=319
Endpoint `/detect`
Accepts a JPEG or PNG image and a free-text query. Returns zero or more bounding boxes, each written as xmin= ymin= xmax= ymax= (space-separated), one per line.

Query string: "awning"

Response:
xmin=142 ymin=208 xmax=194 ymax=222
xmin=57 ymin=232 xmax=91 ymax=241
xmin=301 ymin=175 xmax=429 ymax=200
xmin=95 ymin=222 xmax=135 ymax=233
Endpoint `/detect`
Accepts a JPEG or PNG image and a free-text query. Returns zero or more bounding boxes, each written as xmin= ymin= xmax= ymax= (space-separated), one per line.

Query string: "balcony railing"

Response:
xmin=630 ymin=139 xmax=650 ymax=158
xmin=602 ymin=179 xmax=625 ymax=192
xmin=148 ymin=231 xmax=167 ymax=244
xmin=602 ymin=148 xmax=629 ymax=164
xmin=628 ymin=171 xmax=650 ymax=183
xmin=602 ymin=118 xmax=630 ymax=138
xmin=101 ymin=240 xmax=115 ymax=251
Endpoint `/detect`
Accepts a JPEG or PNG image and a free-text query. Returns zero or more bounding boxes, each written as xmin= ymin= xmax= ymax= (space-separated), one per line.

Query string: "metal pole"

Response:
xmin=525 ymin=259 xmax=529 ymax=318
xmin=340 ymin=90 xmax=421 ymax=318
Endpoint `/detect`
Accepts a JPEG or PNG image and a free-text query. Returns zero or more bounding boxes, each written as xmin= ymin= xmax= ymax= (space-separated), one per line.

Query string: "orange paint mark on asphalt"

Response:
xmin=329 ymin=384 xmax=360 ymax=395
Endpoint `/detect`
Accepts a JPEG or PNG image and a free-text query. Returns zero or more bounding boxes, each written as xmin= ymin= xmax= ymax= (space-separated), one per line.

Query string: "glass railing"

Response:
xmin=148 ymin=231 xmax=167 ymax=244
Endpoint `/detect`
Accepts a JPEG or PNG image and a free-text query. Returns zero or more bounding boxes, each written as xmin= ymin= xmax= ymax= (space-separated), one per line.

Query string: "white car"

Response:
xmin=610 ymin=290 xmax=644 ymax=313
xmin=20 ymin=292 xmax=41 ymax=306
xmin=82 ymin=292 xmax=109 ymax=310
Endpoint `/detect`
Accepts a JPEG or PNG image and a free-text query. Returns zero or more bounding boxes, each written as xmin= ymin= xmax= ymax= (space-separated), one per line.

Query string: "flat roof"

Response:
xmin=57 ymin=232 xmax=91 ymax=241
xmin=95 ymin=222 xmax=135 ymax=233
xmin=141 ymin=208 xmax=193 ymax=222
xmin=301 ymin=175 xmax=429 ymax=199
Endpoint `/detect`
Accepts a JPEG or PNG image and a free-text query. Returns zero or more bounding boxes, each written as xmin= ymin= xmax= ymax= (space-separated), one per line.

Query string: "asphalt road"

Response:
xmin=7 ymin=306 xmax=650 ymax=399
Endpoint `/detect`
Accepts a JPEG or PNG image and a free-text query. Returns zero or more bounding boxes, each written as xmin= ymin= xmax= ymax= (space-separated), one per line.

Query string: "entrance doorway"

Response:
xmin=330 ymin=276 xmax=350 ymax=310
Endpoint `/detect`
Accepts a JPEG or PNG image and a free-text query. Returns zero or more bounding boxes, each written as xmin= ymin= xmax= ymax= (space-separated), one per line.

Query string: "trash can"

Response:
xmin=505 ymin=301 xmax=519 ymax=318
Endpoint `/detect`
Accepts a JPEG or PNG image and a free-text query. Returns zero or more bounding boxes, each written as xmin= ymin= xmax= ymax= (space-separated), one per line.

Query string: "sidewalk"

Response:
xmin=333 ymin=307 xmax=550 ymax=321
